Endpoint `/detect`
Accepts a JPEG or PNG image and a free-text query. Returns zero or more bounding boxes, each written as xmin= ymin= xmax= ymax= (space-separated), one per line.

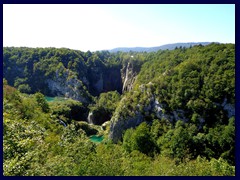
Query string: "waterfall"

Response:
xmin=87 ymin=112 xmax=94 ymax=124
xmin=59 ymin=119 xmax=67 ymax=127
xmin=122 ymin=62 xmax=130 ymax=92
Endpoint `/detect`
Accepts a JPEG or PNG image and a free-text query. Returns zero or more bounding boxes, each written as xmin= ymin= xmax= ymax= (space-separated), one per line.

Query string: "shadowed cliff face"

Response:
xmin=88 ymin=66 xmax=123 ymax=96
xmin=45 ymin=66 xmax=124 ymax=103
xmin=103 ymin=68 xmax=123 ymax=94
xmin=87 ymin=62 xmax=139 ymax=96
xmin=46 ymin=70 xmax=92 ymax=104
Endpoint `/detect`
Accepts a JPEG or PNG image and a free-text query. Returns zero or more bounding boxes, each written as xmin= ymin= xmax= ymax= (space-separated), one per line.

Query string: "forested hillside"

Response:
xmin=3 ymin=43 xmax=235 ymax=176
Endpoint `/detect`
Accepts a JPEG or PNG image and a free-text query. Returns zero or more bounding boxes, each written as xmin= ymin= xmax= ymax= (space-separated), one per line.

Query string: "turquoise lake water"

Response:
xmin=90 ymin=135 xmax=104 ymax=143
xmin=45 ymin=96 xmax=55 ymax=102
xmin=45 ymin=96 xmax=67 ymax=102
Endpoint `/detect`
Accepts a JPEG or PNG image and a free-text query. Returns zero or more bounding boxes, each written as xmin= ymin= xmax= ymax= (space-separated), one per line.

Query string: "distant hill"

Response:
xmin=109 ymin=42 xmax=218 ymax=53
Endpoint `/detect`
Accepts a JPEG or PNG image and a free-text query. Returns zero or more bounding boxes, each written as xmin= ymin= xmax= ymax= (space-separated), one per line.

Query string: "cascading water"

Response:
xmin=122 ymin=62 xmax=130 ymax=92
xmin=87 ymin=112 xmax=94 ymax=124
xmin=59 ymin=119 xmax=67 ymax=127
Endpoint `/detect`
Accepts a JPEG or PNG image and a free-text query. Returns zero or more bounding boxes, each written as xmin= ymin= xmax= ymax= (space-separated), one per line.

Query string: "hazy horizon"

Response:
xmin=3 ymin=41 xmax=228 ymax=51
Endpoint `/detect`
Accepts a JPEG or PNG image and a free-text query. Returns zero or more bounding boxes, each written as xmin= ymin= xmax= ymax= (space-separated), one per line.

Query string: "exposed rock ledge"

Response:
xmin=46 ymin=69 xmax=91 ymax=104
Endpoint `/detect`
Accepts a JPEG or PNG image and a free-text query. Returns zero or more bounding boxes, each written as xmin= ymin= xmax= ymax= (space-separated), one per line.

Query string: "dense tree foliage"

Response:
xmin=114 ymin=43 xmax=235 ymax=165
xmin=3 ymin=83 xmax=235 ymax=175
xmin=88 ymin=91 xmax=121 ymax=124
xmin=49 ymin=98 xmax=88 ymax=123
xmin=3 ymin=47 xmax=123 ymax=98
xmin=3 ymin=43 xmax=235 ymax=176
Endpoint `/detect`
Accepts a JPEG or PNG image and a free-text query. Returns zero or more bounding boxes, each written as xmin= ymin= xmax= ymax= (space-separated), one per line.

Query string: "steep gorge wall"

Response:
xmin=89 ymin=66 xmax=123 ymax=96
xmin=109 ymin=83 xmax=236 ymax=143
xmin=45 ymin=69 xmax=92 ymax=104
xmin=88 ymin=61 xmax=140 ymax=96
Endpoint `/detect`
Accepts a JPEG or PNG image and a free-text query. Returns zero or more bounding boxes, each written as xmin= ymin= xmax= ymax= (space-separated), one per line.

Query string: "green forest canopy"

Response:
xmin=3 ymin=43 xmax=235 ymax=176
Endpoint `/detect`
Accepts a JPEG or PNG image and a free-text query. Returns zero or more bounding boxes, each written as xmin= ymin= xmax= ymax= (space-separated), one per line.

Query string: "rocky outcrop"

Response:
xmin=46 ymin=68 xmax=91 ymax=104
xmin=109 ymin=84 xmax=170 ymax=143
xmin=102 ymin=121 xmax=111 ymax=130
xmin=108 ymin=95 xmax=171 ymax=143
xmin=45 ymin=61 xmax=132 ymax=102
xmin=109 ymin=82 xmax=237 ymax=143
xmin=109 ymin=110 xmax=144 ymax=143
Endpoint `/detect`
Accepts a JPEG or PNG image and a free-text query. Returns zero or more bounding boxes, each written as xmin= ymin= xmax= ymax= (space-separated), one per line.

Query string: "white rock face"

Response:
xmin=102 ymin=121 xmax=110 ymax=129
xmin=46 ymin=69 xmax=90 ymax=103
xmin=153 ymin=99 xmax=170 ymax=120
xmin=109 ymin=112 xmax=144 ymax=143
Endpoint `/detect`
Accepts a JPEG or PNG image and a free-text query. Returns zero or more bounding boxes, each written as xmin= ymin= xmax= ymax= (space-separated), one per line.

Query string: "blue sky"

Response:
xmin=3 ymin=4 xmax=235 ymax=52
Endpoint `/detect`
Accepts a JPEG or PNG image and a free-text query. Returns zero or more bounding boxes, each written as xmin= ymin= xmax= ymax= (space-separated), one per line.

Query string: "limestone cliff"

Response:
xmin=45 ymin=64 xmax=124 ymax=104
xmin=88 ymin=66 xmax=123 ymax=96
xmin=46 ymin=67 xmax=92 ymax=104
xmin=109 ymin=83 xmax=236 ymax=143
xmin=109 ymin=97 xmax=144 ymax=143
